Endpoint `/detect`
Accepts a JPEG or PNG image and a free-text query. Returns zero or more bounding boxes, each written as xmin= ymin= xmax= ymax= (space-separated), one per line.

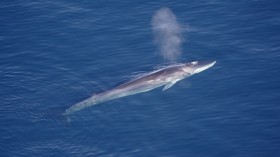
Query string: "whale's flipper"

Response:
xmin=162 ymin=82 xmax=176 ymax=91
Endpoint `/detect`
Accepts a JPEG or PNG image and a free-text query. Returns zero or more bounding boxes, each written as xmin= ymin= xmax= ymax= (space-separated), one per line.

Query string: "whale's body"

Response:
xmin=64 ymin=61 xmax=216 ymax=115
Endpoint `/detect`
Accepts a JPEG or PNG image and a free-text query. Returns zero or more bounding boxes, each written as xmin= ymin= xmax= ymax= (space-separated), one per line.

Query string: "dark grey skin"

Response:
xmin=64 ymin=61 xmax=216 ymax=115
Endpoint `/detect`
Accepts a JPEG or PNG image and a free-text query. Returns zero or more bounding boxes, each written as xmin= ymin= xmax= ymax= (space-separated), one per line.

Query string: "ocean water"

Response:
xmin=1 ymin=0 xmax=280 ymax=156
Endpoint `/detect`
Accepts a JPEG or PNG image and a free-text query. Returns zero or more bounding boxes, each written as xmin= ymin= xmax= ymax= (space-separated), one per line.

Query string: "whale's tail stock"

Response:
xmin=63 ymin=97 xmax=95 ymax=116
xmin=61 ymin=97 xmax=96 ymax=124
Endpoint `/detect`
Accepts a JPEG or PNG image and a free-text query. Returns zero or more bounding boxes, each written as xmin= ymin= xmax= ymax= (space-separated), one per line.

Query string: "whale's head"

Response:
xmin=184 ymin=60 xmax=216 ymax=75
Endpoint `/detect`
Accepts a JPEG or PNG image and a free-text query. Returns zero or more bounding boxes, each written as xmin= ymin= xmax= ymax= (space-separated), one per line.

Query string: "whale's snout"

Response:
xmin=193 ymin=60 xmax=216 ymax=74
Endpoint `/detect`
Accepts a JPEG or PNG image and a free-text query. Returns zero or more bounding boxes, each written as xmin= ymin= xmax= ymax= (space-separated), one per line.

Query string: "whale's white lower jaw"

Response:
xmin=194 ymin=61 xmax=216 ymax=74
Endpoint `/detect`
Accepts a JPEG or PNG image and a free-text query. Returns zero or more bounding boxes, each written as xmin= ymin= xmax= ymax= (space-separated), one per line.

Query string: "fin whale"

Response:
xmin=64 ymin=61 xmax=216 ymax=115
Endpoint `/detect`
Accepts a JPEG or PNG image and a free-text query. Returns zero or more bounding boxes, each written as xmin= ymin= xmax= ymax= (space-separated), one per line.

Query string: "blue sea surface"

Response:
xmin=1 ymin=0 xmax=280 ymax=156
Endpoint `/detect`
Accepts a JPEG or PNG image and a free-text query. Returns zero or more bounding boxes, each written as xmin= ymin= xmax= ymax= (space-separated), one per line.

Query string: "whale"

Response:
xmin=63 ymin=60 xmax=216 ymax=115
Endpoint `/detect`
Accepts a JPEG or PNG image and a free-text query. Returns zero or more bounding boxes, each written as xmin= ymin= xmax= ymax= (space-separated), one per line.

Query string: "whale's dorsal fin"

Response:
xmin=162 ymin=82 xmax=176 ymax=91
